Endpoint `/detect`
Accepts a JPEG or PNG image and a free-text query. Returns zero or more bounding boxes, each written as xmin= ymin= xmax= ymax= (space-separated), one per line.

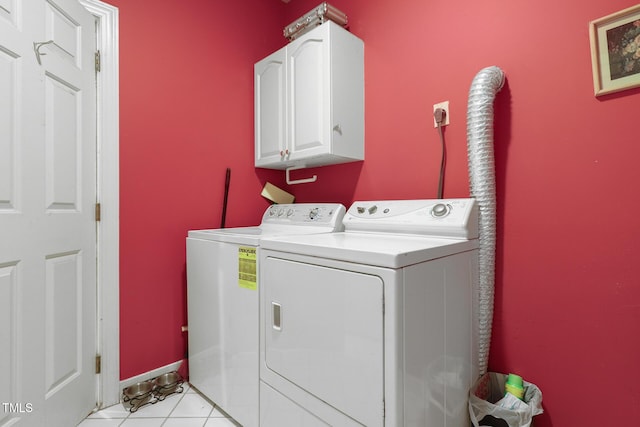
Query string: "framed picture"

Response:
xmin=589 ymin=4 xmax=640 ymax=96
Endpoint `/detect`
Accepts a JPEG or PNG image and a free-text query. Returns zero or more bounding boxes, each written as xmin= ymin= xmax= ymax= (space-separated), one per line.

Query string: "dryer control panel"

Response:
xmin=344 ymin=199 xmax=478 ymax=239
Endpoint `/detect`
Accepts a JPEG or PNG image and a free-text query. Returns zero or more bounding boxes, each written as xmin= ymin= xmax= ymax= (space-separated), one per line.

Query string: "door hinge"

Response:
xmin=95 ymin=203 xmax=101 ymax=222
xmin=95 ymin=355 xmax=101 ymax=374
xmin=95 ymin=50 xmax=101 ymax=72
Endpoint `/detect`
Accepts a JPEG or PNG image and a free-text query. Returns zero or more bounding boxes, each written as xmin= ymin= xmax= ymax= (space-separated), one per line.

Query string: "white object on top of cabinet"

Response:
xmin=254 ymin=21 xmax=364 ymax=172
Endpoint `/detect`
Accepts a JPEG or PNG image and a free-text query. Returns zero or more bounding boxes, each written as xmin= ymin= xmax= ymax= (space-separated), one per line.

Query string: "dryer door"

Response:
xmin=263 ymin=257 xmax=384 ymax=427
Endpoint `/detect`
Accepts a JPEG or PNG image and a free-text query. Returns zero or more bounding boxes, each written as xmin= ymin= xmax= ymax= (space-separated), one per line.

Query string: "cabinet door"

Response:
xmin=287 ymin=29 xmax=331 ymax=161
xmin=255 ymin=50 xmax=286 ymax=167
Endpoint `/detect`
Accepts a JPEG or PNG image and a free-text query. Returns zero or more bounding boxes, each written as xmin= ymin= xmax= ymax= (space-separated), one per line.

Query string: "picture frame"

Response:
xmin=589 ymin=4 xmax=640 ymax=96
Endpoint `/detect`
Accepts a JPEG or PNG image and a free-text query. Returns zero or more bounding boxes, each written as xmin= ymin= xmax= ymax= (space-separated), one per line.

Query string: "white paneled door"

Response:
xmin=0 ymin=0 xmax=98 ymax=426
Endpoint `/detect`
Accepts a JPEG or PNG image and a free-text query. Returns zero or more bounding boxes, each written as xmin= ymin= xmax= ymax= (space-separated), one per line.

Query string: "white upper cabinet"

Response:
xmin=255 ymin=22 xmax=364 ymax=170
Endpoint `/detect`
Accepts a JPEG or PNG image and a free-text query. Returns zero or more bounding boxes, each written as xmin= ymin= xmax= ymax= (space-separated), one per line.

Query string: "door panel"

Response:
xmin=263 ymin=257 xmax=384 ymax=427
xmin=0 ymin=0 xmax=17 ymax=24
xmin=0 ymin=47 xmax=18 ymax=211
xmin=0 ymin=263 xmax=18 ymax=427
xmin=44 ymin=0 xmax=81 ymax=65
xmin=44 ymin=251 xmax=82 ymax=397
xmin=45 ymin=74 xmax=81 ymax=211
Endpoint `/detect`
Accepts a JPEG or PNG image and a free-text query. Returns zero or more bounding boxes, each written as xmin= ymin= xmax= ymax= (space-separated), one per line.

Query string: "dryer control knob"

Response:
xmin=308 ymin=208 xmax=319 ymax=220
xmin=432 ymin=203 xmax=449 ymax=218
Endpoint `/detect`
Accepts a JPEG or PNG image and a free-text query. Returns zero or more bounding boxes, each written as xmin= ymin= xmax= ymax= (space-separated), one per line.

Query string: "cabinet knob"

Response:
xmin=333 ymin=124 xmax=342 ymax=135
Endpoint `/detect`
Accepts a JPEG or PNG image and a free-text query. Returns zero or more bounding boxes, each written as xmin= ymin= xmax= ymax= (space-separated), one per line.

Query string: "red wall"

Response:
xmin=106 ymin=0 xmax=286 ymax=379
xmin=110 ymin=0 xmax=640 ymax=425
xmin=286 ymin=1 xmax=640 ymax=426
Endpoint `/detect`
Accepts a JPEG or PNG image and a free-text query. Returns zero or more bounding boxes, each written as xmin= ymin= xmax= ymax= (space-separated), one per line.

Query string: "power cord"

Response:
xmin=434 ymin=108 xmax=447 ymax=199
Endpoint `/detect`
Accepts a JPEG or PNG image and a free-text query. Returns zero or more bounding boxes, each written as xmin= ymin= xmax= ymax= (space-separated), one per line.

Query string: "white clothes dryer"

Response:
xmin=186 ymin=203 xmax=345 ymax=427
xmin=259 ymin=199 xmax=480 ymax=427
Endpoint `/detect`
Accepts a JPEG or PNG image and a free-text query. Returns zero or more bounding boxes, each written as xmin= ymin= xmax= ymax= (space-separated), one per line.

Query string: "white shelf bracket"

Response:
xmin=285 ymin=165 xmax=317 ymax=185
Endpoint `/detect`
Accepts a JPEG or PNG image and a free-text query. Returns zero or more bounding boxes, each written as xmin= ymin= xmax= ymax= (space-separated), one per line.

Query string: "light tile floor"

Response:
xmin=78 ymin=383 xmax=240 ymax=427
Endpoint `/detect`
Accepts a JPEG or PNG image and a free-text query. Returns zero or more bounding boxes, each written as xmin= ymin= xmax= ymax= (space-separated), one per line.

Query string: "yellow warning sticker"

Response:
xmin=238 ymin=246 xmax=257 ymax=290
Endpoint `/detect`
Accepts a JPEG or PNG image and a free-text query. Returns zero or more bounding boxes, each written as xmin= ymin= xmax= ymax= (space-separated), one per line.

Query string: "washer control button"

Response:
xmin=368 ymin=205 xmax=378 ymax=215
xmin=309 ymin=208 xmax=319 ymax=220
xmin=431 ymin=203 xmax=450 ymax=218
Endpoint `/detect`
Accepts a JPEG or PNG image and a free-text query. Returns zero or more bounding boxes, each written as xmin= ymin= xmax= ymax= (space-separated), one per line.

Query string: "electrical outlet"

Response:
xmin=433 ymin=101 xmax=450 ymax=127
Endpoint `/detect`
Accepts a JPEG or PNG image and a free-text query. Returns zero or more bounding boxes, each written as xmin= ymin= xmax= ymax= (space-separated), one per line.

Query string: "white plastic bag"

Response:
xmin=469 ymin=372 xmax=543 ymax=427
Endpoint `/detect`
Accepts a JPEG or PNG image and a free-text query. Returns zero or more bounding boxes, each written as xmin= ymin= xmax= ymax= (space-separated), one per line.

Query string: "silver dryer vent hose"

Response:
xmin=466 ymin=66 xmax=505 ymax=376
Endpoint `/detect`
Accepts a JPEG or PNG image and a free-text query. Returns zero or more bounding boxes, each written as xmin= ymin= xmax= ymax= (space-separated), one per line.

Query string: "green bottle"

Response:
xmin=505 ymin=373 xmax=525 ymax=400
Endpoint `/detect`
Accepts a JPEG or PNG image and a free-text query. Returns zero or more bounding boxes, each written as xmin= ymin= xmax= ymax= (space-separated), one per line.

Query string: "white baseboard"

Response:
xmin=119 ymin=360 xmax=183 ymax=392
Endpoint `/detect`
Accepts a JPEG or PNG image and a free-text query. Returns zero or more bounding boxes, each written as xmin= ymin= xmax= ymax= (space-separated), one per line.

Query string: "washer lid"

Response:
xmin=260 ymin=232 xmax=479 ymax=268
xmin=187 ymin=226 xmax=264 ymax=245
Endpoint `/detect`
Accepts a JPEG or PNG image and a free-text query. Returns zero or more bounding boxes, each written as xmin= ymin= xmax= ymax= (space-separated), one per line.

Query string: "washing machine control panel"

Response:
xmin=263 ymin=203 xmax=347 ymax=227
xmin=345 ymin=199 xmax=478 ymax=239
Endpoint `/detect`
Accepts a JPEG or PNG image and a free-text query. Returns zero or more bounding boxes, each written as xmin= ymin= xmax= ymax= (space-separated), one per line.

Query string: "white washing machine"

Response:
xmin=186 ymin=203 xmax=346 ymax=427
xmin=258 ymin=199 xmax=480 ymax=427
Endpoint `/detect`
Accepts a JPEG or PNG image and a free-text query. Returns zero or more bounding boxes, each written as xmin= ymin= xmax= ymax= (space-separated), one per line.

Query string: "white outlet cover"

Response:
xmin=433 ymin=101 xmax=450 ymax=127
